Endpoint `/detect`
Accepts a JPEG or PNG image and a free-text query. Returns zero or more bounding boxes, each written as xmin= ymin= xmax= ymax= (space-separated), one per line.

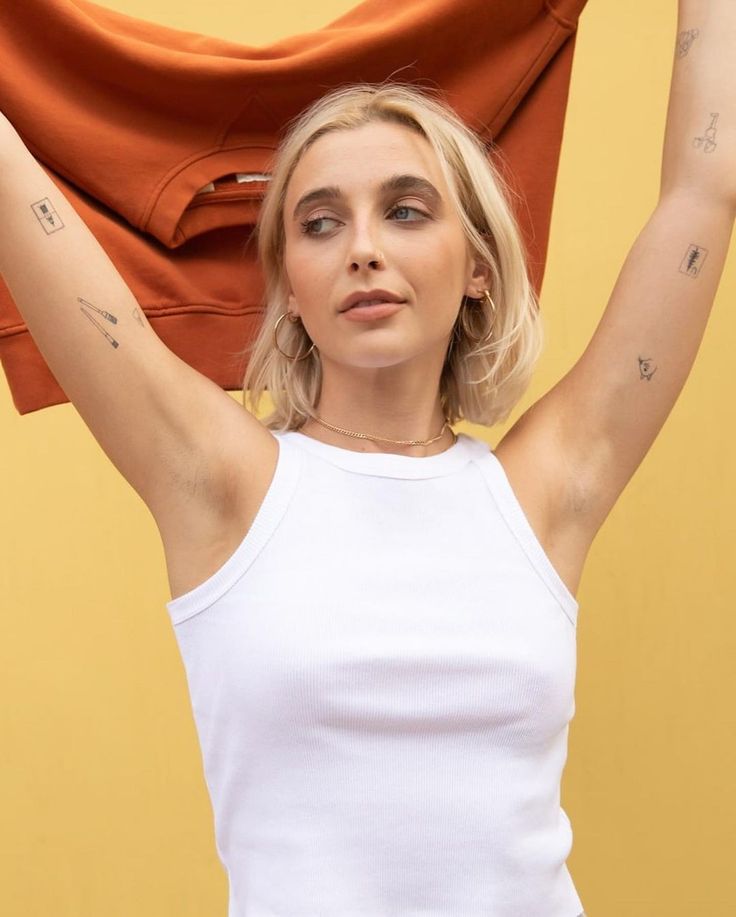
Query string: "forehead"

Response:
xmin=286 ymin=121 xmax=449 ymax=206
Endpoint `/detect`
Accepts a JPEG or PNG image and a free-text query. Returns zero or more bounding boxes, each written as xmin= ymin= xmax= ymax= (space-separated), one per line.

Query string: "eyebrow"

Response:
xmin=291 ymin=173 xmax=442 ymax=220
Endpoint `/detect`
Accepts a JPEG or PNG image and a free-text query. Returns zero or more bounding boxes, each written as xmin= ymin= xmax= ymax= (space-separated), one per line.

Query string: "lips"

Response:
xmin=340 ymin=289 xmax=405 ymax=313
xmin=349 ymin=299 xmax=391 ymax=309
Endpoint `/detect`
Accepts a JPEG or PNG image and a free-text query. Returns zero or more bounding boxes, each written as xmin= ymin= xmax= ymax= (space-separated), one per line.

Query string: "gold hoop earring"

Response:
xmin=449 ymin=289 xmax=496 ymax=357
xmin=273 ymin=311 xmax=316 ymax=361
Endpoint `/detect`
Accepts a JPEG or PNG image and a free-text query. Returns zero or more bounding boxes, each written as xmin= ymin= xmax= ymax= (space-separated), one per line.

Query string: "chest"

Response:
xmin=163 ymin=440 xmax=589 ymax=610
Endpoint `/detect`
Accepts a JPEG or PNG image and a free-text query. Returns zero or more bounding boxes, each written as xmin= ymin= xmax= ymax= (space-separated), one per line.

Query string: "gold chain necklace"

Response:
xmin=308 ymin=414 xmax=458 ymax=447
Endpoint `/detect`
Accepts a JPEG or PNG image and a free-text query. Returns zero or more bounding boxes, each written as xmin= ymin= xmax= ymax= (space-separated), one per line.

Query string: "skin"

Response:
xmin=282 ymin=120 xmax=491 ymax=456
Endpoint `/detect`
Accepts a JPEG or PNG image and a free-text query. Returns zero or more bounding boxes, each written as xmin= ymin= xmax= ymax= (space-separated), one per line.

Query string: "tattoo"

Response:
xmin=679 ymin=243 xmax=709 ymax=278
xmin=639 ymin=357 xmax=657 ymax=382
xmin=677 ymin=28 xmax=700 ymax=58
xmin=693 ymin=113 xmax=719 ymax=154
xmin=77 ymin=297 xmax=120 ymax=348
xmin=78 ymin=297 xmax=118 ymax=324
xmin=31 ymin=198 xmax=64 ymax=233
xmin=132 ymin=306 xmax=145 ymax=327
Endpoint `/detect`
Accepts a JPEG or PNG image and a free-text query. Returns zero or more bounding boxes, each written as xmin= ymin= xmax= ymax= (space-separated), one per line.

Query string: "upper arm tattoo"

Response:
xmin=31 ymin=197 xmax=64 ymax=233
xmin=78 ymin=297 xmax=120 ymax=349
xmin=29 ymin=194 xmax=149 ymax=345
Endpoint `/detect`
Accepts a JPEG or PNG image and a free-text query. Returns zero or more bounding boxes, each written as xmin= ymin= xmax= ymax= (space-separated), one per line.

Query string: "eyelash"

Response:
xmin=299 ymin=204 xmax=429 ymax=237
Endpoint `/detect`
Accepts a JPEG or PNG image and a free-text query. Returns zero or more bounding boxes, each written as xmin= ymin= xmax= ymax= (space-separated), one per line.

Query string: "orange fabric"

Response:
xmin=0 ymin=0 xmax=589 ymax=415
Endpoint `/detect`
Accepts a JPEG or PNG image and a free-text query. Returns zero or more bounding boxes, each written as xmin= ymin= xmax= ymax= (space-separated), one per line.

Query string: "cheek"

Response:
xmin=283 ymin=244 xmax=316 ymax=299
xmin=418 ymin=248 xmax=465 ymax=298
xmin=286 ymin=234 xmax=336 ymax=274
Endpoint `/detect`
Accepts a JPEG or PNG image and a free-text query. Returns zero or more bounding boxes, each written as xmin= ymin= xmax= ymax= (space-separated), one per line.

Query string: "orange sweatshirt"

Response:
xmin=0 ymin=0 xmax=589 ymax=414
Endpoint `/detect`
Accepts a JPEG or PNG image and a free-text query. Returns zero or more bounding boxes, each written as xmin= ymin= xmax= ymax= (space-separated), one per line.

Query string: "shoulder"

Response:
xmin=492 ymin=419 xmax=598 ymax=601
xmin=157 ymin=411 xmax=279 ymax=603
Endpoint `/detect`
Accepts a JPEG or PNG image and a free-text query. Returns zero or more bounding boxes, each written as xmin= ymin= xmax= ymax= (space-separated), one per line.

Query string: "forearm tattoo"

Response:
xmin=677 ymin=28 xmax=700 ymax=58
xmin=675 ymin=30 xmax=720 ymax=154
xmin=694 ymin=113 xmax=719 ymax=154
xmin=680 ymin=243 xmax=709 ymax=277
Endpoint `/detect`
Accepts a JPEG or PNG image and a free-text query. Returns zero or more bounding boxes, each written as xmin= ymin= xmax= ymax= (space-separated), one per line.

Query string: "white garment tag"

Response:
xmin=195 ymin=173 xmax=272 ymax=195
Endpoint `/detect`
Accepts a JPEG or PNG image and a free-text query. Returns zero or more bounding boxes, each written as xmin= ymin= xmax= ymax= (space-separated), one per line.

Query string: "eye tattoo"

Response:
xmin=78 ymin=297 xmax=120 ymax=349
xmin=639 ymin=357 xmax=658 ymax=382
xmin=679 ymin=243 xmax=709 ymax=278
xmin=31 ymin=198 xmax=65 ymax=234
xmin=693 ymin=113 xmax=719 ymax=154
xmin=676 ymin=28 xmax=700 ymax=58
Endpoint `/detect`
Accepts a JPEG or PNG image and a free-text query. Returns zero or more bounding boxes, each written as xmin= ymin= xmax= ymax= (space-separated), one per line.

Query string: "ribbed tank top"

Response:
xmin=166 ymin=430 xmax=583 ymax=917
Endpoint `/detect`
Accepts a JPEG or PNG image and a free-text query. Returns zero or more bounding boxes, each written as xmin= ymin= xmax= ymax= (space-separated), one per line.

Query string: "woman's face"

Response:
xmin=282 ymin=120 xmax=488 ymax=373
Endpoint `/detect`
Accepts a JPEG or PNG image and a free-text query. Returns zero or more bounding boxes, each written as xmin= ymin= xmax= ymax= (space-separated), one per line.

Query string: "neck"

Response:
xmin=298 ymin=413 xmax=456 ymax=456
xmin=299 ymin=354 xmax=453 ymax=454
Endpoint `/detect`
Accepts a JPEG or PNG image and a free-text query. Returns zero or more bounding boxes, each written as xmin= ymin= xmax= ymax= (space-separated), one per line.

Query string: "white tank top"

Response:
xmin=166 ymin=430 xmax=583 ymax=917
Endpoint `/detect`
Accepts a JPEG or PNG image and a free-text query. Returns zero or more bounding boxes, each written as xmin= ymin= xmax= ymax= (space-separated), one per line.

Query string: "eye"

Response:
xmin=299 ymin=214 xmax=339 ymax=236
xmin=387 ymin=204 xmax=429 ymax=222
xmin=300 ymin=204 xmax=431 ymax=237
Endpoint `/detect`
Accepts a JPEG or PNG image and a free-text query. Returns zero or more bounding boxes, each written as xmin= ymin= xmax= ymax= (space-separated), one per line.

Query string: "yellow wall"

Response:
xmin=1 ymin=1 xmax=734 ymax=915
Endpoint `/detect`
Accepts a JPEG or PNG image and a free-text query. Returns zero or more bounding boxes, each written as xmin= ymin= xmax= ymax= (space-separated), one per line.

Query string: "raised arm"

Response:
xmin=499 ymin=0 xmax=736 ymax=542
xmin=0 ymin=114 xmax=269 ymax=552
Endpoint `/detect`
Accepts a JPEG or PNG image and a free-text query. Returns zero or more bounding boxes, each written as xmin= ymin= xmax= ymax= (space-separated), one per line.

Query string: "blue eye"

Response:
xmin=299 ymin=215 xmax=337 ymax=236
xmin=299 ymin=204 xmax=429 ymax=237
xmin=390 ymin=205 xmax=424 ymax=221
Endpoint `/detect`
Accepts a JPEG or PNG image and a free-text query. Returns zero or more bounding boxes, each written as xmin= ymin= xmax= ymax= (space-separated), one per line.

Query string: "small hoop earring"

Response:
xmin=273 ymin=311 xmax=316 ymax=361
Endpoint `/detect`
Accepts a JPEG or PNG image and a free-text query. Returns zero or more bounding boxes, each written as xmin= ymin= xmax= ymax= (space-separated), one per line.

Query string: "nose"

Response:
xmin=347 ymin=219 xmax=385 ymax=273
xmin=350 ymin=252 xmax=384 ymax=272
xmin=350 ymin=249 xmax=385 ymax=272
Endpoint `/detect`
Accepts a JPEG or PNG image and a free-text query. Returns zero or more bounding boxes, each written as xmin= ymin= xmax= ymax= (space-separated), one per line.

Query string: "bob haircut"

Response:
xmin=241 ymin=80 xmax=544 ymax=431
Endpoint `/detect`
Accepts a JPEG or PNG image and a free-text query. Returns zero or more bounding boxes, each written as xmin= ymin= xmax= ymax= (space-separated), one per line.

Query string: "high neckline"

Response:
xmin=275 ymin=430 xmax=490 ymax=479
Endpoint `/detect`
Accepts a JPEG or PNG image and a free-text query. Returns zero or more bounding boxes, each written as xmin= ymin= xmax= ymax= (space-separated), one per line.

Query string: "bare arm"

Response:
xmin=0 ymin=114 xmax=255 ymax=526
xmin=501 ymin=0 xmax=736 ymax=539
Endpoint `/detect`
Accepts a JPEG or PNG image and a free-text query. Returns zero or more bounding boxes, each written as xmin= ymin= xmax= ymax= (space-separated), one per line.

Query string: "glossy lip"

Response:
xmin=339 ymin=288 xmax=405 ymax=313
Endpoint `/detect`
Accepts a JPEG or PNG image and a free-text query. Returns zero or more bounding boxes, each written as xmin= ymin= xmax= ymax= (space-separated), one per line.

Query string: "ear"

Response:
xmin=286 ymin=286 xmax=299 ymax=318
xmin=464 ymin=255 xmax=492 ymax=300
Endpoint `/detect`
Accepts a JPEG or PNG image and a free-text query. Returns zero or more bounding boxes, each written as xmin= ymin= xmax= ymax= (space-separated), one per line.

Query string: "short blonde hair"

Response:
xmin=241 ymin=80 xmax=543 ymax=430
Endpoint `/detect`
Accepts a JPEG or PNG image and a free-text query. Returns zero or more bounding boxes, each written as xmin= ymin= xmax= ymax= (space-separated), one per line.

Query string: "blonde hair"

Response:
xmin=241 ymin=80 xmax=543 ymax=430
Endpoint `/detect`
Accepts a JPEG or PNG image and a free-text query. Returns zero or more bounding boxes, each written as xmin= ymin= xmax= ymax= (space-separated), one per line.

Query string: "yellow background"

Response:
xmin=1 ymin=1 xmax=734 ymax=914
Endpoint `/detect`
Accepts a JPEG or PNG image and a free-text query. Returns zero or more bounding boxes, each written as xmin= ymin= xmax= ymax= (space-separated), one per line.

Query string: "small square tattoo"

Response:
xmin=679 ymin=244 xmax=708 ymax=278
xmin=31 ymin=198 xmax=64 ymax=234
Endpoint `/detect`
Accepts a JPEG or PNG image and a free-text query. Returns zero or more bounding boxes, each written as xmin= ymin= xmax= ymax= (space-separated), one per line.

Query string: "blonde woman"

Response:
xmin=0 ymin=0 xmax=733 ymax=913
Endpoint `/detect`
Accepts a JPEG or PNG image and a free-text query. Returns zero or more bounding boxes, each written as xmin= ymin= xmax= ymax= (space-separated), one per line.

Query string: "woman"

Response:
xmin=0 ymin=0 xmax=733 ymax=913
